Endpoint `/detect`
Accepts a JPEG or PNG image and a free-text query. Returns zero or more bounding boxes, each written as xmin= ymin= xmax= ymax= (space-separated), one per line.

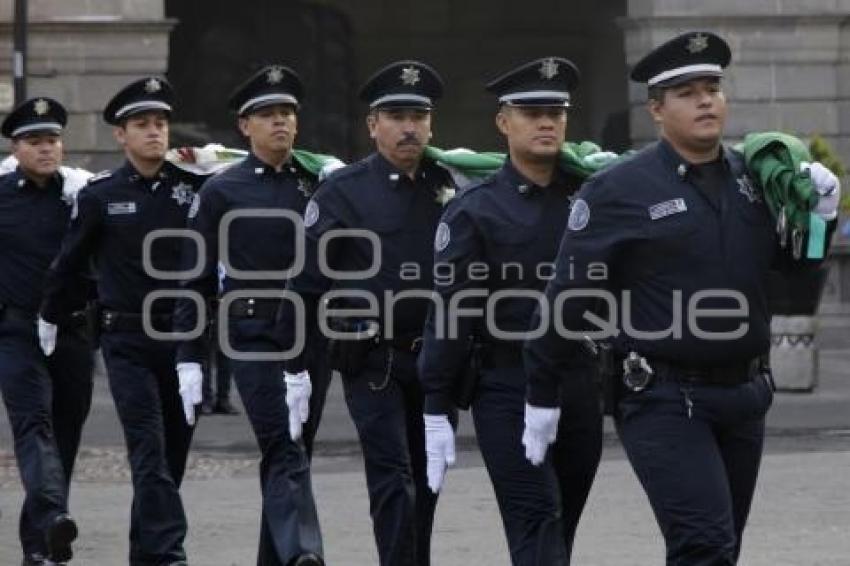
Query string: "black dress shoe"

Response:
xmin=213 ymin=399 xmax=239 ymax=415
xmin=291 ymin=553 xmax=324 ymax=566
xmin=45 ymin=513 xmax=77 ymax=562
xmin=22 ymin=553 xmax=47 ymax=566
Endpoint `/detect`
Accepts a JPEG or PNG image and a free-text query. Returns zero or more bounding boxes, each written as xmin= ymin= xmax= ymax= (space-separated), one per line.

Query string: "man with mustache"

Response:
xmin=39 ymin=77 xmax=205 ymax=566
xmin=172 ymin=65 xmax=325 ymax=566
xmin=0 ymin=97 xmax=94 ymax=565
xmin=278 ymin=60 xmax=455 ymax=565
xmin=522 ymin=32 xmax=840 ymax=565
xmin=417 ymin=57 xmax=604 ymax=565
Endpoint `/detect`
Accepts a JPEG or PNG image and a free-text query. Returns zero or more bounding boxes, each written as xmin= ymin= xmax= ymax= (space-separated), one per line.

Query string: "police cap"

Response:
xmin=630 ymin=31 xmax=731 ymax=88
xmin=486 ymin=57 xmax=580 ymax=107
xmin=103 ymin=77 xmax=174 ymax=125
xmin=359 ymin=60 xmax=444 ymax=110
xmin=229 ymin=64 xmax=304 ymax=116
xmin=1 ymin=97 xmax=67 ymax=139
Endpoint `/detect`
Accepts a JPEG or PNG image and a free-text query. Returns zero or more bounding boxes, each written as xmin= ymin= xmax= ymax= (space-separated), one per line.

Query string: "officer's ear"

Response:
xmin=237 ymin=115 xmax=251 ymax=138
xmin=113 ymin=124 xmax=128 ymax=148
xmin=495 ymin=106 xmax=511 ymax=136
xmin=366 ymin=110 xmax=378 ymax=140
xmin=647 ymin=87 xmax=665 ymax=124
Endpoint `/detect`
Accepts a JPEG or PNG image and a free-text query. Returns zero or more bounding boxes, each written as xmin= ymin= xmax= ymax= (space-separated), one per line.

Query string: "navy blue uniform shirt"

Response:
xmin=0 ymin=168 xmax=78 ymax=314
xmin=281 ymin=151 xmax=456 ymax=372
xmin=524 ymin=139 xmax=829 ymax=407
xmin=173 ymin=153 xmax=318 ymax=363
xmin=41 ymin=160 xmax=203 ymax=323
xmin=418 ymin=160 xmax=588 ymax=413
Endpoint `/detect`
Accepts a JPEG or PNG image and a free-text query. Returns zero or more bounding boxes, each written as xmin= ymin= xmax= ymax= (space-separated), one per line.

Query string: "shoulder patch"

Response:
xmin=568 ymin=198 xmax=590 ymax=231
xmin=434 ymin=222 xmax=451 ymax=252
xmin=304 ymin=200 xmax=320 ymax=228
xmin=188 ymin=193 xmax=201 ymax=219
xmin=87 ymin=170 xmax=113 ymax=185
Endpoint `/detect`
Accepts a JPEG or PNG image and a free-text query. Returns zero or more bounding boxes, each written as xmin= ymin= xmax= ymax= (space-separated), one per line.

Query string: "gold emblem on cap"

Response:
xmin=33 ymin=98 xmax=49 ymax=116
xmin=539 ymin=58 xmax=559 ymax=80
xmin=400 ymin=66 xmax=421 ymax=86
xmin=686 ymin=33 xmax=709 ymax=54
xmin=144 ymin=78 xmax=162 ymax=93
xmin=267 ymin=66 xmax=284 ymax=85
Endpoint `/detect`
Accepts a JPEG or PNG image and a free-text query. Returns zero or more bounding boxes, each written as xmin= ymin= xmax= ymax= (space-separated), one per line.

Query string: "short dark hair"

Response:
xmin=648 ymin=86 xmax=665 ymax=103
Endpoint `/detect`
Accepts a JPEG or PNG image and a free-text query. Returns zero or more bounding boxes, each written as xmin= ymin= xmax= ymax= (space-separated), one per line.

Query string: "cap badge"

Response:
xmin=686 ymin=33 xmax=709 ymax=54
xmin=539 ymin=58 xmax=559 ymax=80
xmin=267 ymin=66 xmax=284 ymax=85
xmin=400 ymin=66 xmax=421 ymax=86
xmin=144 ymin=78 xmax=162 ymax=93
xmin=33 ymin=98 xmax=49 ymax=116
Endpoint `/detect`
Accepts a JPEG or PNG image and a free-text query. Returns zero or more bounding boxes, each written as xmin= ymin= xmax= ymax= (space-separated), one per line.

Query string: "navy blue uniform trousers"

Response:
xmin=100 ymin=331 xmax=194 ymax=566
xmin=227 ymin=317 xmax=323 ymax=566
xmin=1 ymin=317 xmax=93 ymax=557
xmin=342 ymin=345 xmax=437 ymax=566
xmin=616 ymin=374 xmax=773 ymax=566
xmin=472 ymin=362 xmax=602 ymax=566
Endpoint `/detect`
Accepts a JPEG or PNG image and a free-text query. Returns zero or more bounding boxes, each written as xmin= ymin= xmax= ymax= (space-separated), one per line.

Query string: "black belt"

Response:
xmin=0 ymin=304 xmax=88 ymax=328
xmin=101 ymin=310 xmax=172 ymax=333
xmin=479 ymin=343 xmax=524 ymax=367
xmin=0 ymin=303 xmax=36 ymax=324
xmin=229 ymin=298 xmax=280 ymax=319
xmin=386 ymin=335 xmax=423 ymax=354
xmin=649 ymin=357 xmax=763 ymax=386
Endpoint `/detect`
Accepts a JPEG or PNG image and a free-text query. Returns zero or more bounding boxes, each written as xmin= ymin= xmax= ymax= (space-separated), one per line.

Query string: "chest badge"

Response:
xmin=435 ymin=185 xmax=456 ymax=206
xmin=737 ymin=174 xmax=761 ymax=204
xmin=171 ymin=182 xmax=195 ymax=206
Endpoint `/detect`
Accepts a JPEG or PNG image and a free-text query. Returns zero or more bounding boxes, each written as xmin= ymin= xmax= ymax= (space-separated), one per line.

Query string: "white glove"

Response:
xmin=801 ymin=161 xmax=841 ymax=221
xmin=522 ymin=403 xmax=561 ymax=466
xmin=37 ymin=316 xmax=58 ymax=356
xmin=176 ymin=362 xmax=204 ymax=426
xmin=284 ymin=370 xmax=312 ymax=441
xmin=424 ymin=414 xmax=456 ymax=493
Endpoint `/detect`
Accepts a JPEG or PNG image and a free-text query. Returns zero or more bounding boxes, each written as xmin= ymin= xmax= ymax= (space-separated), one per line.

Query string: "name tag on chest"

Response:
xmin=107 ymin=201 xmax=137 ymax=215
xmin=648 ymin=198 xmax=687 ymax=220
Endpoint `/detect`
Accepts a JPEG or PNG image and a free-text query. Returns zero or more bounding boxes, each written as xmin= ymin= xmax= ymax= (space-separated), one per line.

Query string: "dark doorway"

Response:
xmin=165 ymin=0 xmax=357 ymax=160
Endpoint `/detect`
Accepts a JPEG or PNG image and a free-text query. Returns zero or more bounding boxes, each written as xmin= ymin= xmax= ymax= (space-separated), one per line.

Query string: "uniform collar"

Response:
xmin=498 ymin=158 xmax=565 ymax=197
xmin=122 ymin=159 xmax=169 ymax=184
xmin=656 ymin=137 xmax=733 ymax=180
xmin=11 ymin=166 xmax=63 ymax=193
xmin=369 ymin=152 xmax=428 ymax=189
xmin=245 ymin=152 xmax=299 ymax=177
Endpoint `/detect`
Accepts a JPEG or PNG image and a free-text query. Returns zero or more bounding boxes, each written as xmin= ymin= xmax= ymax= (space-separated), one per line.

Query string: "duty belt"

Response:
xmin=0 ymin=304 xmax=87 ymax=329
xmin=228 ymin=298 xmax=280 ymax=319
xmin=0 ymin=303 xmax=36 ymax=325
xmin=101 ymin=310 xmax=172 ymax=333
xmin=386 ymin=335 xmax=423 ymax=354
xmin=479 ymin=342 xmax=524 ymax=368
xmin=649 ymin=357 xmax=763 ymax=386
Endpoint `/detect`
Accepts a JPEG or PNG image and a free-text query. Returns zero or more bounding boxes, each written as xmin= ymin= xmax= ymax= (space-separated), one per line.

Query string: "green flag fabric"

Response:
xmin=424 ymin=141 xmax=622 ymax=186
xmin=165 ymin=144 xmax=345 ymax=180
xmin=737 ymin=132 xmax=825 ymax=259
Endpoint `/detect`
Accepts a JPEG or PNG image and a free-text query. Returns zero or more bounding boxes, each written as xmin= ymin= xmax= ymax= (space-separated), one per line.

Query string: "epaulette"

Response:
xmin=455 ymin=175 xmax=496 ymax=200
xmin=86 ymin=170 xmax=113 ymax=185
xmin=326 ymin=160 xmax=369 ymax=184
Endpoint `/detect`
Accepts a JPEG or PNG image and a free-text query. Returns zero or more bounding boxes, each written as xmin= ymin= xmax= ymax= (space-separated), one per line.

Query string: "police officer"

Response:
xmin=278 ymin=60 xmax=454 ymax=566
xmin=417 ymin=58 xmax=603 ymax=565
xmin=172 ymin=65 xmax=324 ymax=566
xmin=40 ymin=78 xmax=205 ymax=566
xmin=522 ymin=32 xmax=840 ymax=565
xmin=0 ymin=98 xmax=92 ymax=565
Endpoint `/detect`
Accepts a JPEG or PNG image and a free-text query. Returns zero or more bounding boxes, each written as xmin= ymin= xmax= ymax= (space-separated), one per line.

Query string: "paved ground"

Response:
xmin=1 ymin=350 xmax=849 ymax=564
